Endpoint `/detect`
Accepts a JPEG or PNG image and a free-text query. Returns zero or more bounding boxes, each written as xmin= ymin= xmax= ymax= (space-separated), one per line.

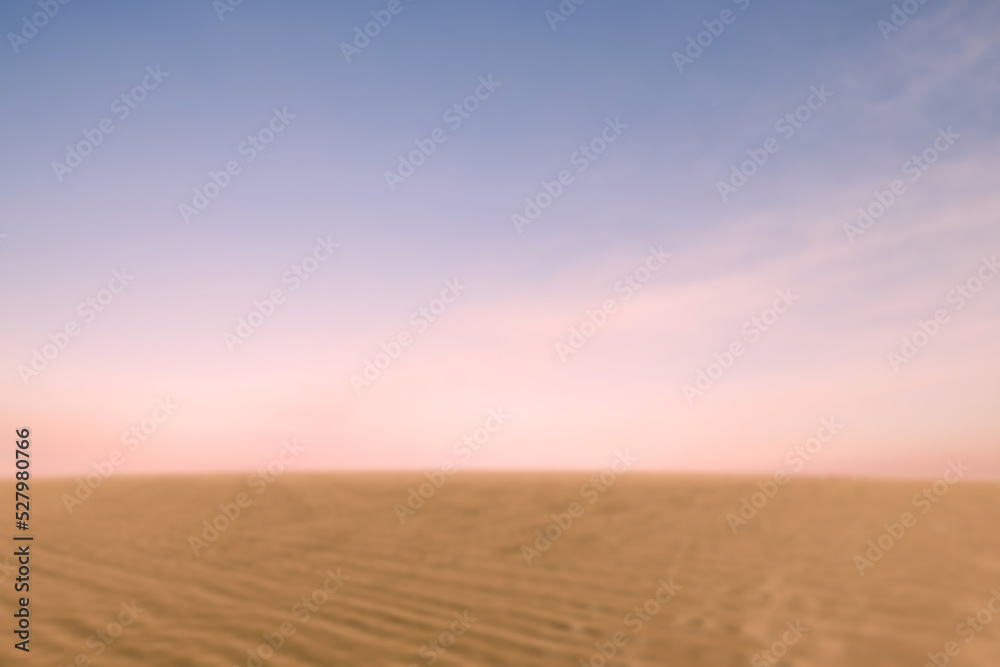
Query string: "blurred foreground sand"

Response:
xmin=3 ymin=473 xmax=999 ymax=665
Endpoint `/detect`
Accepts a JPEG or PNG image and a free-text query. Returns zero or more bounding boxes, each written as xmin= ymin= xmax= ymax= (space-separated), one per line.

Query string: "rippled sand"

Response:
xmin=5 ymin=473 xmax=999 ymax=665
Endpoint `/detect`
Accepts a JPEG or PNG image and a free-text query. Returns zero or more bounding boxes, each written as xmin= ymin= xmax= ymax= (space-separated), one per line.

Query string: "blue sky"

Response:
xmin=2 ymin=0 xmax=999 ymax=477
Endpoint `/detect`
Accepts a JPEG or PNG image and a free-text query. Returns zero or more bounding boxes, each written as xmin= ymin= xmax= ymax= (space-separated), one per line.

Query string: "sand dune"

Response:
xmin=4 ymin=473 xmax=999 ymax=665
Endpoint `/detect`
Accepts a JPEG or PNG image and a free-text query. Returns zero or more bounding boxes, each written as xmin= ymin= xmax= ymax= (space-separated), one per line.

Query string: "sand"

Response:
xmin=3 ymin=473 xmax=999 ymax=666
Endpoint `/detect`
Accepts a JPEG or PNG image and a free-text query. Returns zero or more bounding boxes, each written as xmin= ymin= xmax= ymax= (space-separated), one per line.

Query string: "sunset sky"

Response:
xmin=2 ymin=0 xmax=998 ymax=478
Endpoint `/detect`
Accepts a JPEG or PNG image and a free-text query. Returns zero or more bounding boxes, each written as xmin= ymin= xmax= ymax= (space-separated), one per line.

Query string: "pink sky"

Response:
xmin=3 ymin=0 xmax=998 ymax=480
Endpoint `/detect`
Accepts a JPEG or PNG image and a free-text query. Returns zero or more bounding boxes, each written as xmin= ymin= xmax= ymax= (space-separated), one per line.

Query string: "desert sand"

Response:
xmin=3 ymin=473 xmax=999 ymax=666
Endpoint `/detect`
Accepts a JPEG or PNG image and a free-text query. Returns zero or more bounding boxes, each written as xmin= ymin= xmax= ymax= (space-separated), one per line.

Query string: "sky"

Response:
xmin=2 ymin=0 xmax=998 ymax=479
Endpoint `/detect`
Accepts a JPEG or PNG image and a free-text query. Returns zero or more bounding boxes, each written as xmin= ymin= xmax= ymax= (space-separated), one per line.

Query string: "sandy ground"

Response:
xmin=2 ymin=473 xmax=999 ymax=666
